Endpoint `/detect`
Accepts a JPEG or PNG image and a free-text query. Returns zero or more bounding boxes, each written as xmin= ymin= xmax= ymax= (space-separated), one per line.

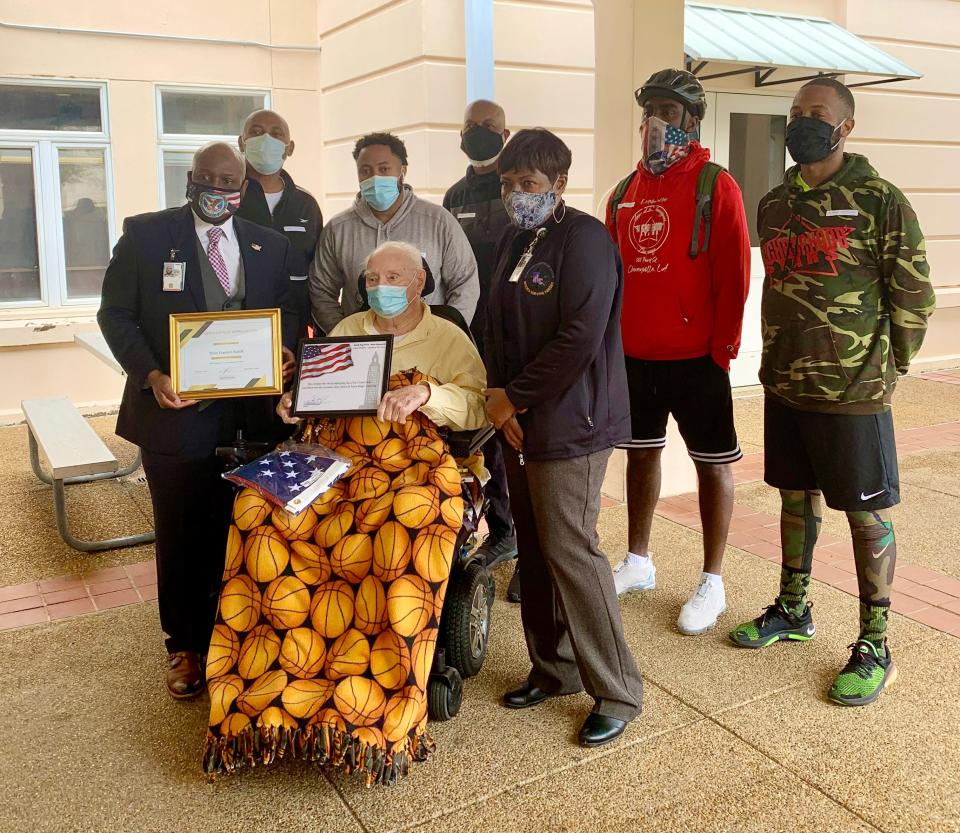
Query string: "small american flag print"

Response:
xmin=301 ymin=342 xmax=354 ymax=380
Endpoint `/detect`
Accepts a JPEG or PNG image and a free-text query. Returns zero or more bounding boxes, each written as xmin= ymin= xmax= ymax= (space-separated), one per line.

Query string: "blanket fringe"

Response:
xmin=203 ymin=724 xmax=437 ymax=787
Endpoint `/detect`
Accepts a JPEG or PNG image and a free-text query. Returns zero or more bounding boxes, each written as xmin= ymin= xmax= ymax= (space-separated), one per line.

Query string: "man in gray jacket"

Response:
xmin=310 ymin=131 xmax=480 ymax=333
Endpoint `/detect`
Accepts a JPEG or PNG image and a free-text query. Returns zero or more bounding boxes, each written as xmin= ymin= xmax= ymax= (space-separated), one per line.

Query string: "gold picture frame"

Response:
xmin=169 ymin=308 xmax=283 ymax=400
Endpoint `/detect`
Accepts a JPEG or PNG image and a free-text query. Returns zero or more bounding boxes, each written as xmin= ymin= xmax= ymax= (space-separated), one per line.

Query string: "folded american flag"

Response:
xmin=223 ymin=446 xmax=350 ymax=515
xmin=301 ymin=342 xmax=354 ymax=381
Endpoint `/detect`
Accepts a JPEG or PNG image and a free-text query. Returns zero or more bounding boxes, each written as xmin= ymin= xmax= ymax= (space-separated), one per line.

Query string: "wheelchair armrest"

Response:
xmin=446 ymin=425 xmax=495 ymax=459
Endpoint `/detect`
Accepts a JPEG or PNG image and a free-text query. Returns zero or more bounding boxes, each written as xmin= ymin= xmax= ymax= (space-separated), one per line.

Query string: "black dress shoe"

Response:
xmin=502 ymin=683 xmax=551 ymax=709
xmin=578 ymin=713 xmax=628 ymax=748
xmin=506 ymin=563 xmax=521 ymax=604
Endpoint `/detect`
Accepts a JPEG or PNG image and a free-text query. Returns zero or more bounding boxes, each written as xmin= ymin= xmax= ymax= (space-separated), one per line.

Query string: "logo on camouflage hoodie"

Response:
xmin=756 ymin=153 xmax=935 ymax=415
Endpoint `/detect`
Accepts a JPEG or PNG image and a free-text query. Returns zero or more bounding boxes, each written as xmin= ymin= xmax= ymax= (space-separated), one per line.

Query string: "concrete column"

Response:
xmin=592 ymin=0 xmax=685 ymax=212
xmin=594 ymin=0 xmax=697 ymax=501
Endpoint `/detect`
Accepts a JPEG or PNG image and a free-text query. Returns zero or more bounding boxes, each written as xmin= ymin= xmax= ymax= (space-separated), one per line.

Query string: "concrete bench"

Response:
xmin=22 ymin=397 xmax=154 ymax=553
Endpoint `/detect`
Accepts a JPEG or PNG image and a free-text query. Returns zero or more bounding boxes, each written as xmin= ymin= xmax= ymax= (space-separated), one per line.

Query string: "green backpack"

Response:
xmin=608 ymin=161 xmax=725 ymax=259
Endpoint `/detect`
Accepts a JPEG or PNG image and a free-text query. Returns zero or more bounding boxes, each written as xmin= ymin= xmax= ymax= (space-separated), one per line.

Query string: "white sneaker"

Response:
xmin=677 ymin=575 xmax=726 ymax=635
xmin=613 ymin=554 xmax=656 ymax=596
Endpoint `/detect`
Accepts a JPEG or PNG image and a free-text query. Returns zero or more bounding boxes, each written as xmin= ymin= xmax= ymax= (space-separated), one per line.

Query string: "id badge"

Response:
xmin=508 ymin=252 xmax=532 ymax=283
xmin=162 ymin=262 xmax=185 ymax=292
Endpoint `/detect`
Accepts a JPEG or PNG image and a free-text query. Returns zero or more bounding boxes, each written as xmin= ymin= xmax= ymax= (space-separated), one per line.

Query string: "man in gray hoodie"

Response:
xmin=309 ymin=131 xmax=480 ymax=334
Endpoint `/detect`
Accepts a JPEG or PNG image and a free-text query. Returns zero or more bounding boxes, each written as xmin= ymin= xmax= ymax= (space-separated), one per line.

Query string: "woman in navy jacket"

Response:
xmin=484 ymin=128 xmax=643 ymax=748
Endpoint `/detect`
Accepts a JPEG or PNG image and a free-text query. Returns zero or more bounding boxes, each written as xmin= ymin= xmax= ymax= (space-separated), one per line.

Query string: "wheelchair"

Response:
xmin=426 ymin=423 xmax=496 ymax=721
xmin=218 ymin=266 xmax=498 ymax=724
xmin=349 ymin=260 xmax=498 ymax=721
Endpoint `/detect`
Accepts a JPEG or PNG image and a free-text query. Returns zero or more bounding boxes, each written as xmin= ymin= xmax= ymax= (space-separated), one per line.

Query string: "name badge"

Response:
xmin=509 ymin=252 xmax=533 ymax=283
xmin=826 ymin=209 xmax=859 ymax=217
xmin=283 ymin=225 xmax=306 ymax=232
xmin=162 ymin=262 xmax=185 ymax=292
xmin=457 ymin=212 xmax=476 ymax=219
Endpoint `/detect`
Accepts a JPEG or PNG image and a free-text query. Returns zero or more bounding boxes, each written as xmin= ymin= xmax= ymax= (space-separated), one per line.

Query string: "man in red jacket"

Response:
xmin=606 ymin=69 xmax=750 ymax=635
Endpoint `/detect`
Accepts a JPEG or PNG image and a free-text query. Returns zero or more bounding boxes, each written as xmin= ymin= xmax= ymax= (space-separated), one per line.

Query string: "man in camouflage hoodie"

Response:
xmin=729 ymin=78 xmax=936 ymax=707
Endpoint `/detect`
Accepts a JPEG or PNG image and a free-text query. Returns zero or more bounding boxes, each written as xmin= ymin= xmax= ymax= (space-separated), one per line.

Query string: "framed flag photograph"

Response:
xmin=291 ymin=335 xmax=393 ymax=417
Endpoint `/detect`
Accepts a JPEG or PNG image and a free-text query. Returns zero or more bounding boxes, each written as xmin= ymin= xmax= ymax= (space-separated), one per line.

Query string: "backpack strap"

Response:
xmin=608 ymin=171 xmax=637 ymax=237
xmin=689 ymin=161 xmax=725 ymax=259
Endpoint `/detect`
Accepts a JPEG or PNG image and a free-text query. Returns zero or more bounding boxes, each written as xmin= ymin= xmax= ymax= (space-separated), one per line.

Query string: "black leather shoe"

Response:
xmin=578 ymin=713 xmax=628 ymax=748
xmin=502 ymin=683 xmax=551 ymax=709
xmin=506 ymin=563 xmax=521 ymax=604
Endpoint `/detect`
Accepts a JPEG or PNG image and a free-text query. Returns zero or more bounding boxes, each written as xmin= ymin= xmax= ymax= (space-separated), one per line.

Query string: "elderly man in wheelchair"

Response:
xmin=276 ymin=240 xmax=494 ymax=720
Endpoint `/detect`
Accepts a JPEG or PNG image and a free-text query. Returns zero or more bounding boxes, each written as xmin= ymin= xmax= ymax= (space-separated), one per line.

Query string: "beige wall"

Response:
xmin=318 ymin=0 xmax=596 ymax=217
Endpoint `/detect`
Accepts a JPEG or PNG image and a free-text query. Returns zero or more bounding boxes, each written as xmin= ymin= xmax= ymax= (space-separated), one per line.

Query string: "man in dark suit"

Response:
xmin=98 ymin=142 xmax=299 ymax=700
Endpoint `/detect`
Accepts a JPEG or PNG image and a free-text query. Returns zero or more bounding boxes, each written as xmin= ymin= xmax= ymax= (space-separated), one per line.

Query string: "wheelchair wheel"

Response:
xmin=427 ymin=669 xmax=463 ymax=721
xmin=442 ymin=561 xmax=492 ymax=679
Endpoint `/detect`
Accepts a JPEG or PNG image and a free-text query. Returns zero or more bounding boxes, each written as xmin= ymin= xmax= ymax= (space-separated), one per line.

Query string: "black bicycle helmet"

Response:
xmin=635 ymin=68 xmax=707 ymax=119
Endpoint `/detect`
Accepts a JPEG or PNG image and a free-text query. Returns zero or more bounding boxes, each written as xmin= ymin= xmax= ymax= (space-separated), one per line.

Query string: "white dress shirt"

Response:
xmin=193 ymin=212 xmax=241 ymax=296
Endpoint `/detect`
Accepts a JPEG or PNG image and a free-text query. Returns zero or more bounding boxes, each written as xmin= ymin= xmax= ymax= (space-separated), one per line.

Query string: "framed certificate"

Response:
xmin=169 ymin=309 xmax=283 ymax=399
xmin=291 ymin=335 xmax=393 ymax=417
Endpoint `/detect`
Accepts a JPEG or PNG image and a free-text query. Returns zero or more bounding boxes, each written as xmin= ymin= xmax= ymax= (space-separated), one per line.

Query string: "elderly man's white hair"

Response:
xmin=364 ymin=241 xmax=424 ymax=273
xmin=192 ymin=141 xmax=245 ymax=170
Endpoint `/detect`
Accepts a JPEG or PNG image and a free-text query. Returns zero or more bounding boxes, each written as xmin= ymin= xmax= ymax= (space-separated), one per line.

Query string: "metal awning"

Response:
xmin=684 ymin=2 xmax=922 ymax=88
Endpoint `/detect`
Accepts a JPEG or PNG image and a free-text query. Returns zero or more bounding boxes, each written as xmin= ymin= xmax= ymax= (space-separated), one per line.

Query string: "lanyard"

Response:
xmin=508 ymin=228 xmax=547 ymax=283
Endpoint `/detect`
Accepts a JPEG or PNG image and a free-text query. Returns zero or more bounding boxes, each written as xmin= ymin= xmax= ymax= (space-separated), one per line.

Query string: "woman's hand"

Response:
xmin=281 ymin=347 xmax=296 ymax=385
xmin=276 ymin=391 xmax=300 ymax=425
xmin=501 ymin=415 xmax=524 ymax=452
xmin=377 ymin=384 xmax=431 ymax=424
xmin=485 ymin=387 xmax=518 ymax=430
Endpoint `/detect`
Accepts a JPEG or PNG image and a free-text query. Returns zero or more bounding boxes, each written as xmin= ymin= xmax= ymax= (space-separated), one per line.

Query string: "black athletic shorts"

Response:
xmin=621 ymin=355 xmax=742 ymax=464
xmin=764 ymin=395 xmax=901 ymax=512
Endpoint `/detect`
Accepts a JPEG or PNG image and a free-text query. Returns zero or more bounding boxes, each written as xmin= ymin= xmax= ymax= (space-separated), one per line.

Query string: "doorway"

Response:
xmin=700 ymin=92 xmax=792 ymax=388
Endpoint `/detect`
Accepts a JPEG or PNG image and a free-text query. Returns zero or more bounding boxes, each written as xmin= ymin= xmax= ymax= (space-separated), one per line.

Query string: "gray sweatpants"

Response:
xmin=503 ymin=446 xmax=643 ymax=722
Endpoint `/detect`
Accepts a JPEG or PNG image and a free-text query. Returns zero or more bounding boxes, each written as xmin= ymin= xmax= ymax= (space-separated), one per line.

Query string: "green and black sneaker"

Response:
xmin=729 ymin=601 xmax=815 ymax=648
xmin=829 ymin=640 xmax=898 ymax=707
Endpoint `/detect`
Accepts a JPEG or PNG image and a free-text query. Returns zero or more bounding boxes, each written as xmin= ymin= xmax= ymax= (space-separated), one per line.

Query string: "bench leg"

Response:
xmin=52 ymin=478 xmax=155 ymax=553
xmin=29 ymin=431 xmax=143 ymax=486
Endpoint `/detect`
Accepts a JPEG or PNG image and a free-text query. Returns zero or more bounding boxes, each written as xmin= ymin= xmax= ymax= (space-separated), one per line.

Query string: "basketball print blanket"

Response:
xmin=203 ymin=370 xmax=463 ymax=785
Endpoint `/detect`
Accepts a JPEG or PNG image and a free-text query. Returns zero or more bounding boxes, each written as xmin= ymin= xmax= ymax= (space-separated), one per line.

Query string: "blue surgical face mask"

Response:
xmin=244 ymin=133 xmax=287 ymax=175
xmin=367 ymin=284 xmax=411 ymax=318
xmin=505 ymin=188 xmax=558 ymax=230
xmin=360 ymin=175 xmax=401 ymax=211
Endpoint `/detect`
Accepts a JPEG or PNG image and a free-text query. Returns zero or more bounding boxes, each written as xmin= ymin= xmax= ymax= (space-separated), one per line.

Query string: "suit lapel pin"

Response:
xmin=251 ymin=243 xmax=262 ymax=252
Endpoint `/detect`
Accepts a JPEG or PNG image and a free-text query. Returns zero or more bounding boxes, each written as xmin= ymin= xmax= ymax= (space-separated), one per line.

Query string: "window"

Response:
xmin=0 ymin=148 xmax=41 ymax=302
xmin=161 ymin=150 xmax=193 ymax=212
xmin=0 ymin=80 xmax=113 ymax=308
xmin=159 ymin=89 xmax=266 ymax=137
xmin=157 ymin=86 xmax=268 ymax=208
xmin=0 ymin=83 xmax=102 ymax=132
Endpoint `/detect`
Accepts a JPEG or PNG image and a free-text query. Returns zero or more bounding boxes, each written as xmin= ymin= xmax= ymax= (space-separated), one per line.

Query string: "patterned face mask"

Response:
xmin=641 ymin=116 xmax=692 ymax=176
xmin=186 ymin=180 xmax=242 ymax=224
xmin=505 ymin=187 xmax=558 ymax=230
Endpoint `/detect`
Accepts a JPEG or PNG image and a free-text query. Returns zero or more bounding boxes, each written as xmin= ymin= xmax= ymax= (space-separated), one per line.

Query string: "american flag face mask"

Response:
xmin=186 ymin=180 xmax=242 ymax=222
xmin=641 ymin=116 xmax=692 ymax=176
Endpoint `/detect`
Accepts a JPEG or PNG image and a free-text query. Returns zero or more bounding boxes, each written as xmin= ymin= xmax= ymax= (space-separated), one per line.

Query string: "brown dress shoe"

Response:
xmin=167 ymin=651 xmax=204 ymax=700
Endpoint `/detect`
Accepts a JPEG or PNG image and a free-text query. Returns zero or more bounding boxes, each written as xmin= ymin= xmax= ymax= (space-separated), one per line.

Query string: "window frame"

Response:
xmin=155 ymin=83 xmax=270 ymax=209
xmin=0 ymin=78 xmax=114 ymax=310
xmin=0 ymin=76 xmax=110 ymax=141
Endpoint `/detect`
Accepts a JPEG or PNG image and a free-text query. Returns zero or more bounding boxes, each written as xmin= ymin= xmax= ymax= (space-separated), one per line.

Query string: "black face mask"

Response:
xmin=186 ymin=180 xmax=242 ymax=225
xmin=785 ymin=116 xmax=844 ymax=165
xmin=460 ymin=125 xmax=505 ymax=166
